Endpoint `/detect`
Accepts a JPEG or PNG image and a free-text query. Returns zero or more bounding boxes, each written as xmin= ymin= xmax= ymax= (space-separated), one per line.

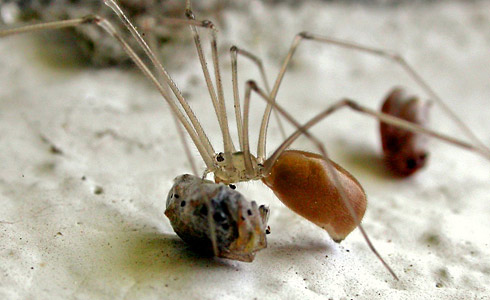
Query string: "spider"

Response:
xmin=1 ymin=0 xmax=489 ymax=282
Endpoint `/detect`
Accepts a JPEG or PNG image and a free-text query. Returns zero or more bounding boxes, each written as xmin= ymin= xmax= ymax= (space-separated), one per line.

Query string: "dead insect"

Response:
xmin=380 ymin=88 xmax=431 ymax=176
xmin=165 ymin=174 xmax=269 ymax=262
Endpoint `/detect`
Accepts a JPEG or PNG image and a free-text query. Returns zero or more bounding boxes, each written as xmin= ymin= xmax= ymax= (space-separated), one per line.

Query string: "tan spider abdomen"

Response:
xmin=262 ymin=150 xmax=367 ymax=242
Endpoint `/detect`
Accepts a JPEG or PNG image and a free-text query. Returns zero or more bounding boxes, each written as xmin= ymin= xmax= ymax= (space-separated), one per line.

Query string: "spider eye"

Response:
xmin=216 ymin=152 xmax=225 ymax=162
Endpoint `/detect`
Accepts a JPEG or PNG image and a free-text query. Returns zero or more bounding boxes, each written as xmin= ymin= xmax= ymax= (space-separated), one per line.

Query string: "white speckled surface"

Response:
xmin=1 ymin=1 xmax=490 ymax=299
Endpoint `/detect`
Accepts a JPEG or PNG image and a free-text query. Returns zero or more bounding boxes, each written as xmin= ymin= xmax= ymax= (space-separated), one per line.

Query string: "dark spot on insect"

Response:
xmin=180 ymin=201 xmax=186 ymax=207
xmin=240 ymin=216 xmax=245 ymax=221
xmin=229 ymin=184 xmax=236 ymax=190
xmin=94 ymin=186 xmax=104 ymax=195
xmin=346 ymin=249 xmax=350 ymax=252
xmin=247 ymin=209 xmax=252 ymax=216
xmin=436 ymin=283 xmax=443 ymax=288
xmin=265 ymin=226 xmax=271 ymax=234
xmin=174 ymin=194 xmax=180 ymax=199
xmin=222 ymin=223 xmax=230 ymax=230
xmin=81 ymin=176 xmax=86 ymax=181
xmin=213 ymin=211 xmax=227 ymax=223
xmin=216 ymin=152 xmax=225 ymax=162
xmin=406 ymin=158 xmax=417 ymax=169
xmin=31 ymin=267 xmax=34 ymax=270
xmin=385 ymin=136 xmax=400 ymax=152
xmin=200 ymin=205 xmax=208 ymax=216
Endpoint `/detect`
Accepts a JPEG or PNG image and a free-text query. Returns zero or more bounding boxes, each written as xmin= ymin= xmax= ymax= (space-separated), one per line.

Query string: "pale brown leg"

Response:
xmin=135 ymin=8 xmax=237 ymax=165
xmin=0 ymin=16 xmax=215 ymax=169
xmin=230 ymin=45 xmax=287 ymax=163
xmin=257 ymin=32 xmax=490 ymax=164
xmin=182 ymin=9 xmax=236 ymax=160
xmin=140 ymin=17 xmax=199 ymax=177
xmin=241 ymin=82 xmax=256 ymax=177
xmin=248 ymin=80 xmax=490 ymax=278
xmin=230 ymin=46 xmax=245 ymax=152
xmin=103 ymin=0 xmax=217 ymax=160
xmin=262 ymin=98 xmax=490 ymax=171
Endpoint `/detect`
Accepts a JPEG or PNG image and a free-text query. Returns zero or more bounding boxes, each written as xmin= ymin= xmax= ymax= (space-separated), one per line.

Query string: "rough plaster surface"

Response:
xmin=1 ymin=1 xmax=489 ymax=299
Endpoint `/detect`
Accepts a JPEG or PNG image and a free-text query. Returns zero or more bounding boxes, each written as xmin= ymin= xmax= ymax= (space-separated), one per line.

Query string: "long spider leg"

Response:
xmin=0 ymin=16 xmax=215 ymax=169
xmin=141 ymin=18 xmax=199 ymax=176
xmin=230 ymin=47 xmax=245 ymax=152
xmin=257 ymin=34 xmax=302 ymax=161
xmin=260 ymin=31 xmax=490 ymax=161
xmin=241 ymin=83 xmax=256 ymax=177
xmin=299 ymin=32 xmax=489 ymax=154
xmin=263 ymin=98 xmax=490 ymax=172
xmin=104 ymin=0 xmax=215 ymax=159
xmin=149 ymin=15 xmax=238 ymax=158
xmin=146 ymin=11 xmax=236 ymax=167
xmin=183 ymin=10 xmax=236 ymax=162
xmin=246 ymin=81 xmax=399 ymax=280
xmin=249 ymin=82 xmax=490 ymax=278
xmin=230 ymin=45 xmax=287 ymax=152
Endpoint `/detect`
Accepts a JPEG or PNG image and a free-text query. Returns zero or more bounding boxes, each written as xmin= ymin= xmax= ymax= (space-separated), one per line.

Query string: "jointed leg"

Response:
xmin=0 ymin=15 xmax=215 ymax=169
xmin=248 ymin=81 xmax=490 ymax=277
xmin=247 ymin=80 xmax=490 ymax=280
xmin=230 ymin=47 xmax=245 ymax=152
xmin=103 ymin=0 xmax=217 ymax=160
xmin=229 ymin=45 xmax=287 ymax=160
xmin=137 ymin=5 xmax=236 ymax=166
xmin=262 ymin=97 xmax=489 ymax=172
xmin=258 ymin=31 xmax=490 ymax=163
xmin=241 ymin=82 xmax=257 ymax=177
xmin=183 ymin=9 xmax=236 ymax=162
xmin=150 ymin=15 xmax=235 ymax=158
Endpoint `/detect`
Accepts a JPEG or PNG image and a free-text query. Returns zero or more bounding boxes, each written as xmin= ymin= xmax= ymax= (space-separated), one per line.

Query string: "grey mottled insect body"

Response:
xmin=165 ymin=174 xmax=269 ymax=262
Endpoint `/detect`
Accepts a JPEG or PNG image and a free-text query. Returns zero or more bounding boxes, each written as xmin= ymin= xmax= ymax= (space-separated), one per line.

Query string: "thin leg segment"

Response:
xmin=241 ymin=82 xmax=257 ymax=177
xmin=0 ymin=16 xmax=215 ymax=169
xmin=104 ymin=0 xmax=215 ymax=159
xmin=141 ymin=18 xmax=199 ymax=176
xmin=230 ymin=45 xmax=287 ymax=159
xmin=230 ymin=46 xmax=245 ymax=151
xmin=249 ymin=81 xmax=490 ymax=280
xmin=258 ymin=32 xmax=490 ymax=163
xmin=183 ymin=10 xmax=236 ymax=163
xmin=264 ymin=98 xmax=490 ymax=172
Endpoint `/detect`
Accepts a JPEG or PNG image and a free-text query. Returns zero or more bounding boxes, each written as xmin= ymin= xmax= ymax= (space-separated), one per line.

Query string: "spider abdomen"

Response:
xmin=262 ymin=150 xmax=366 ymax=242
